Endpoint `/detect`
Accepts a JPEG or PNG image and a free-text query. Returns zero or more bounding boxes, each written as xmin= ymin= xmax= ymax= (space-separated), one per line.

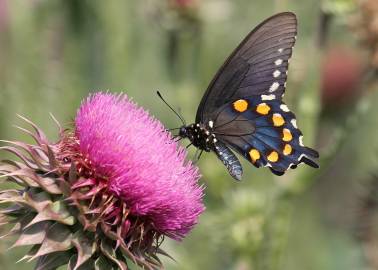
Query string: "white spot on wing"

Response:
xmin=280 ymin=104 xmax=290 ymax=112
xmin=275 ymin=59 xmax=283 ymax=66
xmin=278 ymin=48 xmax=284 ymax=53
xmin=298 ymin=153 xmax=306 ymax=162
xmin=299 ymin=136 xmax=304 ymax=146
xmin=273 ymin=70 xmax=281 ymax=78
xmin=269 ymin=82 xmax=280 ymax=92
xmin=261 ymin=94 xmax=275 ymax=101
xmin=291 ymin=119 xmax=297 ymax=128
xmin=209 ymin=120 xmax=214 ymax=128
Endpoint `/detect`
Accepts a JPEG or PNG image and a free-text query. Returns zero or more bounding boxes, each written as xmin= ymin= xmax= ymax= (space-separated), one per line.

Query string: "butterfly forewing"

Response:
xmin=196 ymin=12 xmax=297 ymax=123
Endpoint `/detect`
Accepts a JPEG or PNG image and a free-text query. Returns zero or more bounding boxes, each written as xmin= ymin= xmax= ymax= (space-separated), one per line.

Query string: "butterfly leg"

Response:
xmin=193 ymin=149 xmax=203 ymax=164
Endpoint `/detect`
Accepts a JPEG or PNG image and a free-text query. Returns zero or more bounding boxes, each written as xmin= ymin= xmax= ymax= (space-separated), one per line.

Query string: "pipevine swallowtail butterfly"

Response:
xmin=159 ymin=12 xmax=319 ymax=180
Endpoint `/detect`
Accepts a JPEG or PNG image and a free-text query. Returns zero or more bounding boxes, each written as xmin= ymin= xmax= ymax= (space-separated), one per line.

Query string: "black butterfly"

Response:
xmin=160 ymin=12 xmax=319 ymax=180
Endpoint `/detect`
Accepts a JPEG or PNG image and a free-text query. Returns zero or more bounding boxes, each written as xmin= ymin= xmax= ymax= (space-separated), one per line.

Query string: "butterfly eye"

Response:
xmin=179 ymin=127 xmax=188 ymax=137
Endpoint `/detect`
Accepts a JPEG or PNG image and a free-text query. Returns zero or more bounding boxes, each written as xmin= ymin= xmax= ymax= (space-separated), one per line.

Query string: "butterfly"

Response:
xmin=159 ymin=12 xmax=319 ymax=180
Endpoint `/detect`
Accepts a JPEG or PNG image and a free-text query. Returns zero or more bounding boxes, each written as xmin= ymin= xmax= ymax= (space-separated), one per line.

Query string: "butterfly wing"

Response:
xmin=196 ymin=12 xmax=297 ymax=123
xmin=211 ymin=96 xmax=319 ymax=175
xmin=196 ymin=12 xmax=319 ymax=174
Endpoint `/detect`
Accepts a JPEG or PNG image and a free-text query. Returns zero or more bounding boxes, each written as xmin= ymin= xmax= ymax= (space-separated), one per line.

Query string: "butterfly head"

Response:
xmin=178 ymin=126 xmax=190 ymax=139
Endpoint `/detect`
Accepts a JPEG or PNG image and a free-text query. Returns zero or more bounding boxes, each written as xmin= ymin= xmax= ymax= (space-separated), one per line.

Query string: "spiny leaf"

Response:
xmin=0 ymin=140 xmax=49 ymax=169
xmin=70 ymin=231 xmax=96 ymax=270
xmin=23 ymin=190 xmax=52 ymax=212
xmin=17 ymin=244 xmax=40 ymax=262
xmin=0 ymin=146 xmax=40 ymax=170
xmin=100 ymin=240 xmax=129 ymax=270
xmin=69 ymin=162 xmax=78 ymax=184
xmin=46 ymin=145 xmax=59 ymax=170
xmin=34 ymin=251 xmax=72 ymax=270
xmin=0 ymin=189 xmax=23 ymax=203
xmin=12 ymin=125 xmax=42 ymax=146
xmin=0 ymin=161 xmax=40 ymax=187
xmin=31 ymin=222 xmax=73 ymax=259
xmin=32 ymin=175 xmax=62 ymax=195
xmin=69 ymin=255 xmax=95 ymax=270
xmin=25 ymin=201 xmax=75 ymax=229
xmin=12 ymin=221 xmax=51 ymax=247
xmin=16 ymin=114 xmax=48 ymax=145
xmin=95 ymin=255 xmax=114 ymax=270
xmin=49 ymin=113 xmax=63 ymax=134
xmin=0 ymin=213 xmax=35 ymax=239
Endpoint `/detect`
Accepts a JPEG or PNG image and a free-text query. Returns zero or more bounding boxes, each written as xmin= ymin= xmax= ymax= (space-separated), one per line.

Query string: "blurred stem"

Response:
xmin=317 ymin=9 xmax=333 ymax=49
xmin=256 ymin=189 xmax=293 ymax=270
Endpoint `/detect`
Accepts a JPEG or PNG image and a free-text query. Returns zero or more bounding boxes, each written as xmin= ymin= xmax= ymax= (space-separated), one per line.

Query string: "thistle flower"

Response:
xmin=0 ymin=92 xmax=205 ymax=270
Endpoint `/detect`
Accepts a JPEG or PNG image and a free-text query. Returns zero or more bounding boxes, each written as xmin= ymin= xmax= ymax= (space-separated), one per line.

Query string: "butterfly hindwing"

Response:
xmin=211 ymin=96 xmax=319 ymax=175
xmin=196 ymin=12 xmax=297 ymax=123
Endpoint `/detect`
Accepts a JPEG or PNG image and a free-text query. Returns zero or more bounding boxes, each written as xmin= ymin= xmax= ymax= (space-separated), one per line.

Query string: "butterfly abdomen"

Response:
xmin=213 ymin=141 xmax=243 ymax=181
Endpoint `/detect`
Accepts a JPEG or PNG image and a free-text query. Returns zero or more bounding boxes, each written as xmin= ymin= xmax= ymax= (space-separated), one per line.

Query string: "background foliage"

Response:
xmin=1 ymin=0 xmax=378 ymax=269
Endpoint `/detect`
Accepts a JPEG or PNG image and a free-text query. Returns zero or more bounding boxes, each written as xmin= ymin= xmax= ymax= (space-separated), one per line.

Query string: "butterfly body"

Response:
xmin=179 ymin=123 xmax=244 ymax=180
xmin=176 ymin=12 xmax=319 ymax=180
xmin=179 ymin=123 xmax=215 ymax=152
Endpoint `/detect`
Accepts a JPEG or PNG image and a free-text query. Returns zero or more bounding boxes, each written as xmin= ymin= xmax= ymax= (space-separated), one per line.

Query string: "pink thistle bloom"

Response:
xmin=0 ymin=92 xmax=204 ymax=269
xmin=74 ymin=92 xmax=205 ymax=240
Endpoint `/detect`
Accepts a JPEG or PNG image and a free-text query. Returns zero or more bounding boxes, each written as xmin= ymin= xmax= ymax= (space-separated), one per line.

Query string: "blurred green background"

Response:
xmin=1 ymin=0 xmax=378 ymax=269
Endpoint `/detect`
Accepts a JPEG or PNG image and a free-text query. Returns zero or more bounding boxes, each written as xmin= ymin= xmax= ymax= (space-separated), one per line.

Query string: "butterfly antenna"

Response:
xmin=156 ymin=91 xmax=186 ymax=125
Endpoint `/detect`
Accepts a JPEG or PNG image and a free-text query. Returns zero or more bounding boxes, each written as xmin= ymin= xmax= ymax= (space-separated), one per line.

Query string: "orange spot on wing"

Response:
xmin=256 ymin=103 xmax=271 ymax=115
xmin=283 ymin=144 xmax=292 ymax=155
xmin=233 ymin=99 xmax=248 ymax=112
xmin=272 ymin=113 xmax=285 ymax=126
xmin=282 ymin=128 xmax=293 ymax=142
xmin=267 ymin=151 xmax=279 ymax=162
xmin=249 ymin=149 xmax=260 ymax=163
